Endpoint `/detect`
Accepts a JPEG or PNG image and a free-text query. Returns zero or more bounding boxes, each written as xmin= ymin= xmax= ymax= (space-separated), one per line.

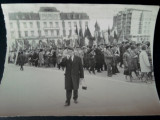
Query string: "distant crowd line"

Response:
xmin=8 ymin=40 xmax=153 ymax=83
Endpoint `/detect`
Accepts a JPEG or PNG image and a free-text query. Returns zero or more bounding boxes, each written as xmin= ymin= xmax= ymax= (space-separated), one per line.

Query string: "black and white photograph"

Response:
xmin=0 ymin=4 xmax=160 ymax=116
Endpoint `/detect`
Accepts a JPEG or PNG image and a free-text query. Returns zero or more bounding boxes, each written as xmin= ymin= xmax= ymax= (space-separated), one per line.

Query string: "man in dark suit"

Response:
xmin=61 ymin=47 xmax=84 ymax=106
xmin=19 ymin=51 xmax=25 ymax=71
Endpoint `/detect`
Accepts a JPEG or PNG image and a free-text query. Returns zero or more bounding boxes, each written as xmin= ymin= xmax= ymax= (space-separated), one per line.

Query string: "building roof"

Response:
xmin=116 ymin=8 xmax=152 ymax=16
xmin=60 ymin=12 xmax=89 ymax=20
xmin=127 ymin=8 xmax=152 ymax=12
xmin=9 ymin=7 xmax=89 ymax=20
xmin=9 ymin=12 xmax=40 ymax=20
xmin=39 ymin=7 xmax=59 ymax=12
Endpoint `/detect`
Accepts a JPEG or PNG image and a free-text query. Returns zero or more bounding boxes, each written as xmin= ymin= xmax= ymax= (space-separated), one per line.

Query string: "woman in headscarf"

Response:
xmin=123 ymin=45 xmax=134 ymax=81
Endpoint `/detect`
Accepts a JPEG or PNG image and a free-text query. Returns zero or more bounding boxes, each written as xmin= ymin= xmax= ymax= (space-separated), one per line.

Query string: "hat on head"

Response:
xmin=141 ymin=44 xmax=147 ymax=50
xmin=131 ymin=45 xmax=136 ymax=50
xmin=106 ymin=45 xmax=110 ymax=49
xmin=125 ymin=44 xmax=131 ymax=50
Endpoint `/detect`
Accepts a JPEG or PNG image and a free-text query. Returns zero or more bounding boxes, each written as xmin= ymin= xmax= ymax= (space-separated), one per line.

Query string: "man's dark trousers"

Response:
xmin=66 ymin=90 xmax=78 ymax=103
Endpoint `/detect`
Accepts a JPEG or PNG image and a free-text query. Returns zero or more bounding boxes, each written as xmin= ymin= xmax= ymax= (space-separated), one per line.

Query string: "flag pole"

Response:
xmin=14 ymin=40 xmax=20 ymax=65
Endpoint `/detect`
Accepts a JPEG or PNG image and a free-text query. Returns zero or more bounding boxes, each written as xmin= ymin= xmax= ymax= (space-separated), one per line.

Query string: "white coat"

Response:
xmin=139 ymin=50 xmax=151 ymax=72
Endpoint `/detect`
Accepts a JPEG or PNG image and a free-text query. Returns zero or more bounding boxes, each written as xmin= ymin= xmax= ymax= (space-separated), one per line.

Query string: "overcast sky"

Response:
xmin=2 ymin=4 xmax=158 ymax=18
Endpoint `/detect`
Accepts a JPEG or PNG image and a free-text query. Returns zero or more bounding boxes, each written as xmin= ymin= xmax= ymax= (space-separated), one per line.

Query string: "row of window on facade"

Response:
xmin=117 ymin=18 xmax=151 ymax=25
xmin=10 ymin=21 xmax=88 ymax=29
xmin=10 ymin=28 xmax=81 ymax=39
xmin=10 ymin=30 xmax=60 ymax=38
xmin=41 ymin=14 xmax=59 ymax=20
xmin=9 ymin=22 xmax=59 ymax=28
xmin=138 ymin=29 xmax=150 ymax=34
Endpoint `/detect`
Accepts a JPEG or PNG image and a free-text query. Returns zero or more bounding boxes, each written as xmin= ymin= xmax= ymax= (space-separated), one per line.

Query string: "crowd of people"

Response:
xmin=8 ymin=40 xmax=153 ymax=83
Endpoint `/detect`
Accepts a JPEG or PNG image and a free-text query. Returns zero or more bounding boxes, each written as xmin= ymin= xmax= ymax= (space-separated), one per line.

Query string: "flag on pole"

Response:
xmin=114 ymin=31 xmax=118 ymax=41
xmin=108 ymin=26 xmax=110 ymax=35
xmin=84 ymin=25 xmax=93 ymax=47
xmin=94 ymin=21 xmax=101 ymax=45
xmin=75 ymin=25 xmax=78 ymax=35
xmin=79 ymin=26 xmax=84 ymax=47
xmin=14 ymin=39 xmax=23 ymax=65
xmin=16 ymin=39 xmax=23 ymax=48
xmin=84 ymin=25 xmax=92 ymax=39
xmin=74 ymin=25 xmax=80 ymax=47
xmin=95 ymin=21 xmax=100 ymax=31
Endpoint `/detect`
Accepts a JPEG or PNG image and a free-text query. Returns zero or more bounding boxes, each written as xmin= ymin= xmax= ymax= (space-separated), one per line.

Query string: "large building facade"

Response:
xmin=113 ymin=8 xmax=152 ymax=43
xmin=8 ymin=7 xmax=89 ymax=49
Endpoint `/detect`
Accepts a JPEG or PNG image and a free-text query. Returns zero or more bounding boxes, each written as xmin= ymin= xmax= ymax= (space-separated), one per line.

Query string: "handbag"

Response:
xmin=80 ymin=79 xmax=87 ymax=90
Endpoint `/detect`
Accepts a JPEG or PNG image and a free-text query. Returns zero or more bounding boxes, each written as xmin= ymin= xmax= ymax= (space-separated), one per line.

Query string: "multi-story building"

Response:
xmin=8 ymin=7 xmax=89 ymax=49
xmin=112 ymin=8 xmax=152 ymax=43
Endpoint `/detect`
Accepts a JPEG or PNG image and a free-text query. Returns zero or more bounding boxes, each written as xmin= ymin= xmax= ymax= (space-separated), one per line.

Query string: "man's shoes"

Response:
xmin=64 ymin=101 xmax=70 ymax=106
xmin=74 ymin=99 xmax=78 ymax=104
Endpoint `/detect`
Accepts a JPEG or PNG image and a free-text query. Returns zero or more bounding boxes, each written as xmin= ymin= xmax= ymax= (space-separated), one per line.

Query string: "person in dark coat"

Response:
xmin=88 ymin=50 xmax=96 ymax=74
xmin=61 ymin=47 xmax=84 ymax=106
xmin=135 ymin=43 xmax=142 ymax=70
xmin=83 ymin=48 xmax=89 ymax=70
xmin=28 ymin=51 xmax=33 ymax=66
xmin=19 ymin=51 xmax=25 ymax=71
xmin=130 ymin=45 xmax=139 ymax=78
xmin=56 ymin=48 xmax=63 ymax=70
xmin=16 ymin=52 xmax=21 ymax=65
xmin=32 ymin=50 xmax=39 ymax=67
xmin=95 ymin=47 xmax=103 ymax=72
xmin=119 ymin=42 xmax=125 ymax=67
xmin=52 ymin=49 xmax=57 ymax=67
xmin=145 ymin=41 xmax=153 ymax=80
xmin=123 ymin=45 xmax=135 ymax=81
xmin=104 ymin=45 xmax=113 ymax=77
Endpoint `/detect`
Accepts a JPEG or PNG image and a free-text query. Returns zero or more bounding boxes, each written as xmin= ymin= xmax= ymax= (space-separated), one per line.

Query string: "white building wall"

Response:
xmin=62 ymin=19 xmax=89 ymax=36
xmin=130 ymin=10 xmax=141 ymax=36
xmin=114 ymin=9 xmax=152 ymax=43
xmin=8 ymin=14 xmax=89 ymax=47
xmin=9 ymin=20 xmax=19 ymax=39
xmin=19 ymin=20 xmax=39 ymax=38
xmin=39 ymin=20 xmax=61 ymax=37
xmin=142 ymin=12 xmax=152 ymax=36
